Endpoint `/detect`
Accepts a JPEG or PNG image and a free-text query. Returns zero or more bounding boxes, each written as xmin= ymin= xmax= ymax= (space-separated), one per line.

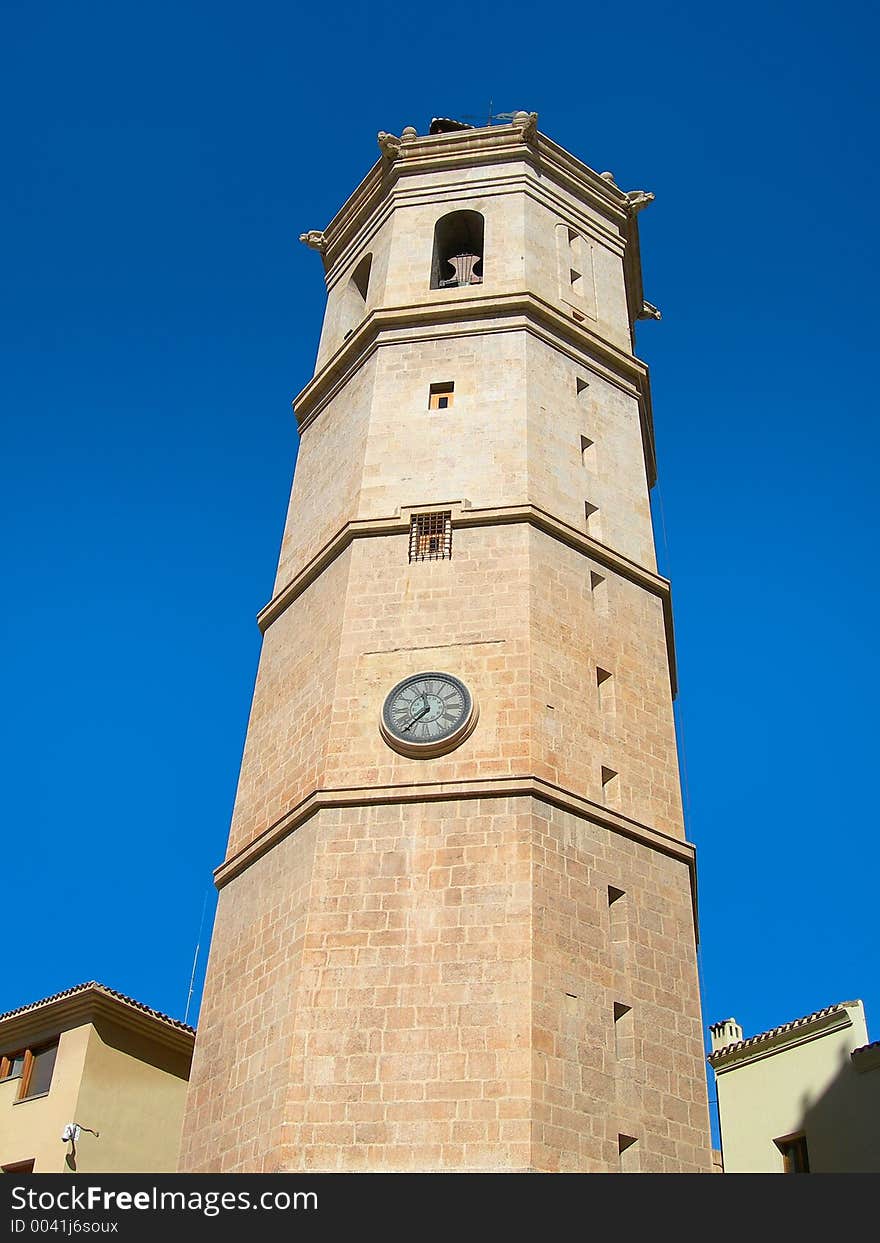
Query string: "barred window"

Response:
xmin=409 ymin=511 xmax=452 ymax=562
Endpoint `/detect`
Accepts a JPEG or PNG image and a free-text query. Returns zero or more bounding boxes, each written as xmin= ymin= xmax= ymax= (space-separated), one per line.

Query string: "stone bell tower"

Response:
xmin=178 ymin=113 xmax=713 ymax=1173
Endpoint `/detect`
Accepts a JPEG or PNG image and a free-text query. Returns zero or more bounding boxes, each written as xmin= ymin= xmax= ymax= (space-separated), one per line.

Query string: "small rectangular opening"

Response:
xmin=576 ymin=377 xmax=589 ymax=397
xmin=580 ymin=435 xmax=594 ymax=466
xmin=429 ymin=382 xmax=454 ymax=410
xmin=584 ymin=501 xmax=599 ymax=534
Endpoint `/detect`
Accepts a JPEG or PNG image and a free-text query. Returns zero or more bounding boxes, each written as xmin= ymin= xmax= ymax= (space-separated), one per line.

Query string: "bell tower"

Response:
xmin=179 ymin=113 xmax=713 ymax=1173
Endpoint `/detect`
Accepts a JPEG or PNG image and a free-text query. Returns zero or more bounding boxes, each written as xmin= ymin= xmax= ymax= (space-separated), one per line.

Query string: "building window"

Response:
xmin=0 ymin=1053 xmax=25 ymax=1082
xmin=601 ymin=765 xmax=619 ymax=805
xmin=349 ymin=253 xmax=372 ymax=303
xmin=409 ymin=512 xmax=452 ymax=562
xmin=557 ymin=224 xmax=597 ymax=319
xmin=428 ymin=382 xmax=454 ymax=410
xmin=618 ymin=1134 xmax=639 ymax=1173
xmin=431 ymin=210 xmax=484 ymax=289
xmin=2 ymin=1160 xmax=35 ymax=1174
xmin=776 ymin=1133 xmax=810 ymax=1173
xmin=1 ymin=1042 xmax=58 ymax=1101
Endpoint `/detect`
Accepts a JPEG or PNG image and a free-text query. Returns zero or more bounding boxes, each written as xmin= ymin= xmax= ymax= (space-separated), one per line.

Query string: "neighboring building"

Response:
xmin=180 ymin=112 xmax=712 ymax=1173
xmin=0 ymin=983 xmax=194 ymax=1173
xmin=708 ymin=1002 xmax=880 ymax=1173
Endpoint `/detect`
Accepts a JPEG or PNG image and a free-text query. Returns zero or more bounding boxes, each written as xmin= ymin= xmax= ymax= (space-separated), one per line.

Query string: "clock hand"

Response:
xmin=402 ymin=698 xmax=431 ymax=732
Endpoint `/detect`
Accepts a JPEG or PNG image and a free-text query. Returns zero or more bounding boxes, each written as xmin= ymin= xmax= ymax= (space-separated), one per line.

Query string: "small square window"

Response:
xmin=429 ymin=382 xmax=454 ymax=410
xmin=409 ymin=512 xmax=452 ymax=562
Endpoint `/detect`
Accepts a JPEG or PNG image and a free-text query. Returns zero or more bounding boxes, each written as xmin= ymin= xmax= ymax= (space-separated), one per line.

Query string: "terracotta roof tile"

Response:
xmin=852 ymin=1039 xmax=880 ymax=1058
xmin=708 ymin=1001 xmax=858 ymax=1063
xmin=0 ymin=982 xmax=195 ymax=1037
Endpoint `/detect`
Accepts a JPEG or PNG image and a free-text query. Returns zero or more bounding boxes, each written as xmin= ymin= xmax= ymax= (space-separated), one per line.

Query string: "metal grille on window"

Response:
xmin=409 ymin=511 xmax=452 ymax=562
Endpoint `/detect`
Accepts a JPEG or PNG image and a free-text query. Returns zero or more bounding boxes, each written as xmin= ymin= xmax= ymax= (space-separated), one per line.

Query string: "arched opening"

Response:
xmin=430 ymin=210 xmax=484 ymax=289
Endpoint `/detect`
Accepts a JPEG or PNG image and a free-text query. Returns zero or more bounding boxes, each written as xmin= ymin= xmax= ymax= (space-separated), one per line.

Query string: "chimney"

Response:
xmin=709 ymin=1018 xmax=743 ymax=1052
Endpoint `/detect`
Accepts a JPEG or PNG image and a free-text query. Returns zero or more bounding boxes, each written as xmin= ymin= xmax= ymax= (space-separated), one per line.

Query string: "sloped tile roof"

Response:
xmin=708 ymin=1001 xmax=857 ymax=1063
xmin=0 ymin=982 xmax=195 ymax=1036
xmin=851 ymin=1039 xmax=880 ymax=1058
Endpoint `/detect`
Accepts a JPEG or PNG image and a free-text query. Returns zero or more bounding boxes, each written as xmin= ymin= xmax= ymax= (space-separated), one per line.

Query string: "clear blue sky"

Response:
xmin=3 ymin=0 xmax=877 ymax=1082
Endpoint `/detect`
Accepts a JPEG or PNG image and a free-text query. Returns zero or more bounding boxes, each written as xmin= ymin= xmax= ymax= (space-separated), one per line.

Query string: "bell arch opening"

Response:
xmin=430 ymin=210 xmax=484 ymax=290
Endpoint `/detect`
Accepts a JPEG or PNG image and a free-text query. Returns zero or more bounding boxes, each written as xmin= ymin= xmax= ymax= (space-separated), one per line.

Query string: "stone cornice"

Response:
xmin=316 ymin=125 xmax=632 ymax=274
xmin=325 ymin=167 xmax=627 ymax=294
xmin=296 ymin=292 xmax=645 ymax=429
xmin=0 ymin=987 xmax=195 ymax=1061
xmin=293 ymin=291 xmax=656 ymax=488
xmin=213 ymin=775 xmax=697 ymax=911
xmin=256 ymin=502 xmax=677 ymax=698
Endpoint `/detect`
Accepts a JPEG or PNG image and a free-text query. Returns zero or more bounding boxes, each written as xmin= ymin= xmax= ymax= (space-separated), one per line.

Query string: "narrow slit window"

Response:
xmin=584 ymin=501 xmax=599 ymax=533
xmin=580 ymin=435 xmax=594 ymax=465
xmin=601 ymin=766 xmax=619 ymax=805
xmin=409 ymin=511 xmax=452 ymax=562
xmin=429 ymin=382 xmax=454 ymax=410
xmin=596 ymin=667 xmax=614 ymax=713
xmin=618 ymin=1134 xmax=639 ymax=1173
xmin=608 ymin=886 xmax=628 ymax=964
xmin=613 ymin=1002 xmax=634 ymax=1060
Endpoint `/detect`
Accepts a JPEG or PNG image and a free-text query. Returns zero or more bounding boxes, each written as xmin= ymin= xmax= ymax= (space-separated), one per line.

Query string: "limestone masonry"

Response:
xmin=179 ymin=113 xmax=713 ymax=1172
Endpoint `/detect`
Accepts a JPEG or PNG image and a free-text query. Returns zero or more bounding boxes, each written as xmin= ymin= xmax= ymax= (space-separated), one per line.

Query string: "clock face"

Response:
xmin=381 ymin=672 xmax=476 ymax=756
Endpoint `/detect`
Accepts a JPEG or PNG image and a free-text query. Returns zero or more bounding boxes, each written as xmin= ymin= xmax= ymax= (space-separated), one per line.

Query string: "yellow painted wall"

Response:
xmin=0 ymin=1025 xmax=90 ymax=1173
xmin=716 ymin=1004 xmax=880 ymax=1173
xmin=71 ymin=1019 xmax=190 ymax=1173
xmin=1 ymin=1018 xmax=190 ymax=1174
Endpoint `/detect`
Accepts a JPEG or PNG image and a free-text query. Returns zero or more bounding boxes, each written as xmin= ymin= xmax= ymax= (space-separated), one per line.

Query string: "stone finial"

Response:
xmin=512 ymin=110 xmax=538 ymax=141
xmin=299 ymin=230 xmax=326 ymax=253
xmin=377 ymin=131 xmax=402 ymax=160
xmin=625 ymin=189 xmax=655 ymax=214
xmin=599 ymin=171 xmax=618 ymax=185
xmin=638 ymin=300 xmax=662 ymax=321
xmin=401 ymin=126 xmax=418 ymax=142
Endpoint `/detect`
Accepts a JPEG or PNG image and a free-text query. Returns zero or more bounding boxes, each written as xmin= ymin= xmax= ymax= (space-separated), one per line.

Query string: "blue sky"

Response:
xmin=2 ymin=0 xmax=878 ymax=1096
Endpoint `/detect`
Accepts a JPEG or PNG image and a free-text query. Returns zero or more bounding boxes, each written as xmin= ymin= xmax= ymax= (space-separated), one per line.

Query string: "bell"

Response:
xmin=441 ymin=252 xmax=482 ymax=286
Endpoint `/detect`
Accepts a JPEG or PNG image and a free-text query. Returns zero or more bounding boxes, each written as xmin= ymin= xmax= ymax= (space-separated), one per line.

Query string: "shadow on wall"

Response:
xmin=792 ymin=1044 xmax=880 ymax=1173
